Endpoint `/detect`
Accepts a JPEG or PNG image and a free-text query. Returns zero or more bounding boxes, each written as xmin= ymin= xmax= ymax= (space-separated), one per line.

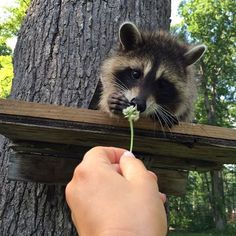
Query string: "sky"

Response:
xmin=0 ymin=0 xmax=16 ymax=7
xmin=0 ymin=0 xmax=182 ymax=49
xmin=171 ymin=0 xmax=182 ymax=25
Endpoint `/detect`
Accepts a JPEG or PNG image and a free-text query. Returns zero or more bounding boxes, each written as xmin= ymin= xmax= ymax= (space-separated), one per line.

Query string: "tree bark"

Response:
xmin=0 ymin=0 xmax=171 ymax=235
xmin=210 ymin=170 xmax=227 ymax=231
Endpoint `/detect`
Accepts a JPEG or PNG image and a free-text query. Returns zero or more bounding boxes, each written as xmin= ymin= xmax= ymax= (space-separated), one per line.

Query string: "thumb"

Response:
xmin=119 ymin=151 xmax=148 ymax=183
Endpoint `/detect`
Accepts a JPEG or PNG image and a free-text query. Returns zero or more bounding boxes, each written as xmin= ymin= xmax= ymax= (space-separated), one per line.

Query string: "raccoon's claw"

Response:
xmin=108 ymin=93 xmax=130 ymax=115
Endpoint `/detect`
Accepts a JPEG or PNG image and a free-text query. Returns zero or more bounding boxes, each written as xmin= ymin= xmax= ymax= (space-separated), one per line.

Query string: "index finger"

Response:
xmin=83 ymin=146 xmax=126 ymax=165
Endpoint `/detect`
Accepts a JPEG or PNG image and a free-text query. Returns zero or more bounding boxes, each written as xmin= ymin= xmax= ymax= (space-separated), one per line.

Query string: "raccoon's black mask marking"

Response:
xmin=99 ymin=22 xmax=206 ymax=127
xmin=114 ymin=66 xmax=180 ymax=113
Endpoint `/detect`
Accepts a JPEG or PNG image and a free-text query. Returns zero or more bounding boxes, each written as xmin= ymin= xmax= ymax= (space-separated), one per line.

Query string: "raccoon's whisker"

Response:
xmin=112 ymin=80 xmax=128 ymax=95
xmin=160 ymin=105 xmax=180 ymax=123
xmin=153 ymin=109 xmax=165 ymax=135
xmin=158 ymin=107 xmax=175 ymax=124
xmin=159 ymin=112 xmax=172 ymax=132
xmin=112 ymin=73 xmax=129 ymax=91
xmin=158 ymin=105 xmax=175 ymax=117
xmin=155 ymin=106 xmax=173 ymax=132
xmin=159 ymin=105 xmax=179 ymax=126
xmin=113 ymin=80 xmax=127 ymax=91
xmin=159 ymin=110 xmax=175 ymax=132
xmin=113 ymin=82 xmax=126 ymax=93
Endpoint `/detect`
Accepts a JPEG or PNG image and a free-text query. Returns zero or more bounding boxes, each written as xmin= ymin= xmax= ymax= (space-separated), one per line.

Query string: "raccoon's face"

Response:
xmin=100 ymin=22 xmax=206 ymax=124
xmin=112 ymin=56 xmax=183 ymax=117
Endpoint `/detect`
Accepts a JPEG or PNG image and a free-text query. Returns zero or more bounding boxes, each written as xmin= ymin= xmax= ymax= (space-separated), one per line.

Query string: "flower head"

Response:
xmin=122 ymin=105 xmax=140 ymax=122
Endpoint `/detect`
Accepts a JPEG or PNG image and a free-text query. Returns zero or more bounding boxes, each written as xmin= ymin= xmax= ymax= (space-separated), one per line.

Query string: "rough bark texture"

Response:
xmin=0 ymin=0 xmax=171 ymax=235
xmin=211 ymin=170 xmax=227 ymax=231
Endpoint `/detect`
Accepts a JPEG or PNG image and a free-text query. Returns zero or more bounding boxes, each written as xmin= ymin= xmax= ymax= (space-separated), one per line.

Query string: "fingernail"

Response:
xmin=122 ymin=151 xmax=136 ymax=158
xmin=160 ymin=193 xmax=167 ymax=203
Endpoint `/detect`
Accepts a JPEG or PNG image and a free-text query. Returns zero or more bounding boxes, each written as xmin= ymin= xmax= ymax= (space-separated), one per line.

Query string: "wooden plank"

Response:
xmin=152 ymin=169 xmax=188 ymax=196
xmin=0 ymin=118 xmax=235 ymax=164
xmin=8 ymin=152 xmax=188 ymax=196
xmin=0 ymin=98 xmax=236 ymax=188
xmin=1 ymin=99 xmax=234 ymax=193
xmin=9 ymin=141 xmax=221 ymax=171
xmin=8 ymin=152 xmax=80 ymax=184
xmin=0 ymin=98 xmax=236 ymax=141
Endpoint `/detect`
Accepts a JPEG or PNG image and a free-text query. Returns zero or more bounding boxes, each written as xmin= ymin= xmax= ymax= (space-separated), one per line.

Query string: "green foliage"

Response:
xmin=170 ymin=1 xmax=236 ymax=233
xmin=0 ymin=0 xmax=30 ymax=98
xmin=169 ymin=169 xmax=236 ymax=232
xmin=169 ymin=172 xmax=214 ymax=231
xmin=0 ymin=43 xmax=12 ymax=56
xmin=0 ymin=0 xmax=30 ymax=44
xmin=0 ymin=55 xmax=13 ymax=98
xmin=169 ymin=220 xmax=236 ymax=235
xmin=179 ymin=0 xmax=236 ymax=127
xmin=169 ymin=231 xmax=235 ymax=236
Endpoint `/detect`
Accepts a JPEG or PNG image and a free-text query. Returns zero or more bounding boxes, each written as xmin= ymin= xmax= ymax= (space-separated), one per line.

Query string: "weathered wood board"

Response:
xmin=0 ymin=99 xmax=236 ymax=195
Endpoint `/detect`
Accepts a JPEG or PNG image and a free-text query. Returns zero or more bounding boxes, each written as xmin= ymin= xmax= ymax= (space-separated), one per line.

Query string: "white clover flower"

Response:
xmin=122 ymin=105 xmax=140 ymax=122
xmin=123 ymin=105 xmax=140 ymax=152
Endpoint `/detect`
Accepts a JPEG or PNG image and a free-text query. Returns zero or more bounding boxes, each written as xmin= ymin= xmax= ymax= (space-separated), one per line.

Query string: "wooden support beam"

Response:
xmin=0 ymin=99 xmax=236 ymax=196
xmin=8 ymin=141 xmax=221 ymax=171
xmin=8 ymin=151 xmax=188 ymax=196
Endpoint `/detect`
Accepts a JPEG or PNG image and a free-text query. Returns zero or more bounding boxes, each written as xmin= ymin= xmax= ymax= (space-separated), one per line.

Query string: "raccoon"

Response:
xmin=99 ymin=22 xmax=206 ymax=127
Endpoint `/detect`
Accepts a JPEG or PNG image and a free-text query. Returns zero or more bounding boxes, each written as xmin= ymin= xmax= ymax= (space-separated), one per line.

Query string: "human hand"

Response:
xmin=65 ymin=146 xmax=167 ymax=236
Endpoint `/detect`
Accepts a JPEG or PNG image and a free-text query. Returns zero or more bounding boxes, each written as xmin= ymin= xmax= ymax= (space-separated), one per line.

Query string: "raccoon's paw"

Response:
xmin=108 ymin=92 xmax=130 ymax=115
xmin=152 ymin=113 xmax=179 ymax=128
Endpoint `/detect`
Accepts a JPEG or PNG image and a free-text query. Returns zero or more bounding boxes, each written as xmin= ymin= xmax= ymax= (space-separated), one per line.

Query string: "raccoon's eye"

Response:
xmin=131 ymin=69 xmax=142 ymax=79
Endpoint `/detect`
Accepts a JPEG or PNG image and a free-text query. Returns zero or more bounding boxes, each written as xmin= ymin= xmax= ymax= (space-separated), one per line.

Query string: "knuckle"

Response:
xmin=148 ymin=170 xmax=158 ymax=182
xmin=65 ymin=182 xmax=71 ymax=198
xmin=72 ymin=164 xmax=89 ymax=182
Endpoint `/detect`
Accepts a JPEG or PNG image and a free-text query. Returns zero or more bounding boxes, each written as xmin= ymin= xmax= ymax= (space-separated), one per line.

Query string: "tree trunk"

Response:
xmin=0 ymin=0 xmax=171 ymax=235
xmin=201 ymin=63 xmax=227 ymax=231
xmin=210 ymin=170 xmax=227 ymax=231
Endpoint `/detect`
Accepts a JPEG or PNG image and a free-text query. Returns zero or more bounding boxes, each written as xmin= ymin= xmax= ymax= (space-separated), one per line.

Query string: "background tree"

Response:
xmin=169 ymin=0 xmax=236 ymax=232
xmin=0 ymin=0 xmax=30 ymax=98
xmin=0 ymin=0 xmax=30 ymax=43
xmin=0 ymin=53 xmax=13 ymax=98
xmin=0 ymin=0 xmax=171 ymax=234
xmin=180 ymin=0 xmax=236 ymax=127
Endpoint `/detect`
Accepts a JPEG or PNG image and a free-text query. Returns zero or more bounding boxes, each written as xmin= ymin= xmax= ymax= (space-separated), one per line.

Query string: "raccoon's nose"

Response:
xmin=130 ymin=97 xmax=146 ymax=113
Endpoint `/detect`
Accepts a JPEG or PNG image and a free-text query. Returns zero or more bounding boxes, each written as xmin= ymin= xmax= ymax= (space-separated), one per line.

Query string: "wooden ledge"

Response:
xmin=0 ymin=98 xmax=235 ymax=141
xmin=0 ymin=99 xmax=236 ymax=195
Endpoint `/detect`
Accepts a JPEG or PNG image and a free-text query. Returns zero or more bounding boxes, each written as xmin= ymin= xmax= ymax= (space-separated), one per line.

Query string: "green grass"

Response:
xmin=168 ymin=222 xmax=236 ymax=236
xmin=169 ymin=233 xmax=234 ymax=236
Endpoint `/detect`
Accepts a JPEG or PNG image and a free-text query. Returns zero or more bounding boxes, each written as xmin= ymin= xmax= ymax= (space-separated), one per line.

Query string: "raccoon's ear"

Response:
xmin=184 ymin=45 xmax=207 ymax=66
xmin=119 ymin=22 xmax=142 ymax=50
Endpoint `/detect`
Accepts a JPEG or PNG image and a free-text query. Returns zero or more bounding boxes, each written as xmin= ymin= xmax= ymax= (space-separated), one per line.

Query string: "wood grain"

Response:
xmin=0 ymin=99 xmax=236 ymax=141
xmin=0 ymin=98 xmax=236 ymax=195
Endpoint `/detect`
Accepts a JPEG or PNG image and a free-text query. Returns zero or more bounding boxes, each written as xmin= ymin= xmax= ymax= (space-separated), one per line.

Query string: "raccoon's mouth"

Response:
xmin=128 ymin=95 xmax=156 ymax=116
xmin=124 ymin=90 xmax=147 ymax=113
xmin=130 ymin=97 xmax=146 ymax=113
xmin=124 ymin=90 xmax=178 ymax=124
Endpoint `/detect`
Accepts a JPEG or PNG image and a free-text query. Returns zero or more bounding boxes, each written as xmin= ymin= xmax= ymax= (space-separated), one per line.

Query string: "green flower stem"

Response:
xmin=129 ymin=117 xmax=134 ymax=152
xmin=122 ymin=105 xmax=140 ymax=153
